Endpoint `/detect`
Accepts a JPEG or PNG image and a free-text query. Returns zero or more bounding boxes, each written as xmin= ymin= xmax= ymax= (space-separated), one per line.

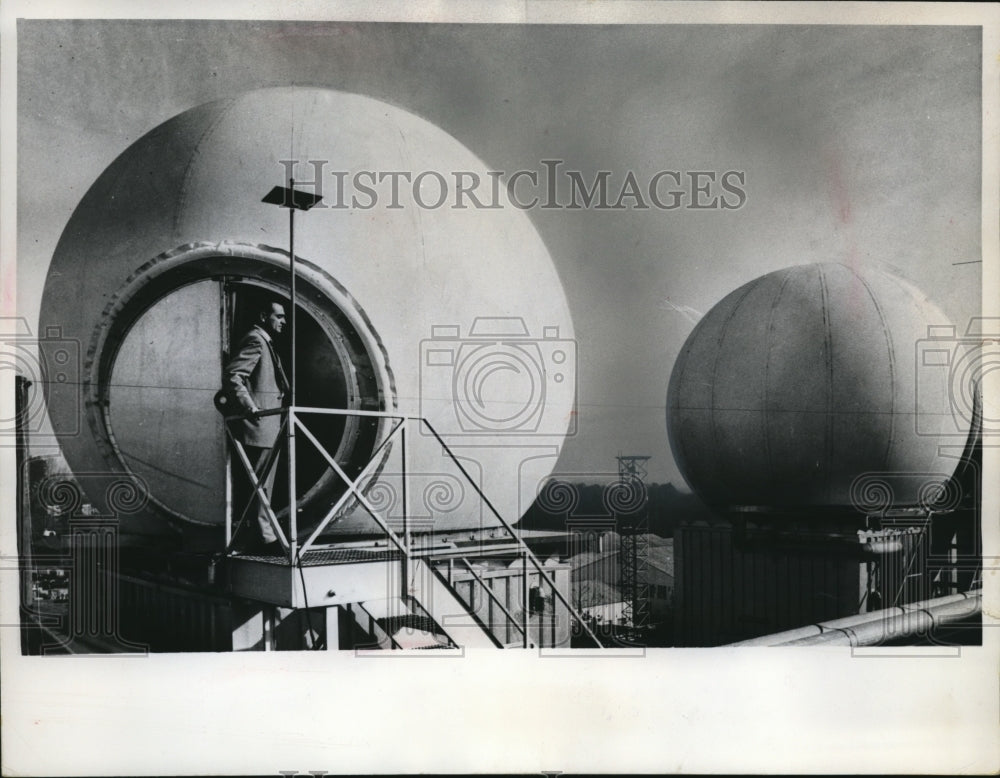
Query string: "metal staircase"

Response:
xmin=347 ymin=597 xmax=452 ymax=650
xmin=408 ymin=558 xmax=503 ymax=648
xmin=225 ymin=406 xmax=605 ymax=650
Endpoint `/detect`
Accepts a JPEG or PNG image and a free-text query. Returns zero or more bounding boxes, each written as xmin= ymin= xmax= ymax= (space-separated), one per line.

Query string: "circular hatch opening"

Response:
xmin=90 ymin=246 xmax=394 ymax=538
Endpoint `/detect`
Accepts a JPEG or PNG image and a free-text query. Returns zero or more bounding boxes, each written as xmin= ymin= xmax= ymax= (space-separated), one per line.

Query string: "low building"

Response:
xmin=568 ymin=535 xmax=674 ymax=624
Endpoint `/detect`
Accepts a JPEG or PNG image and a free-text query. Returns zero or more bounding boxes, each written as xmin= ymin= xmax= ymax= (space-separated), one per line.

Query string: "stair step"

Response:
xmin=389 ymin=627 xmax=451 ymax=650
xmin=410 ymin=559 xmax=502 ymax=648
xmin=379 ymin=614 xmax=444 ymax=638
xmin=359 ymin=597 xmax=407 ymax=620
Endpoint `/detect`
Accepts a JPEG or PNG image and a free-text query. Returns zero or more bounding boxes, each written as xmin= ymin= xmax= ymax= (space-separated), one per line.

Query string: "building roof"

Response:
xmin=567 ymin=550 xmax=612 ymax=569
xmin=569 ymin=541 xmax=674 ymax=578
xmin=573 ymin=578 xmax=622 ymax=608
xmin=647 ymin=543 xmax=674 ymax=577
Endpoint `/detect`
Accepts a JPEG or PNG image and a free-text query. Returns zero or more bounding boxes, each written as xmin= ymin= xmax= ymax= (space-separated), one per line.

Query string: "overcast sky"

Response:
xmin=17 ymin=20 xmax=982 ymax=485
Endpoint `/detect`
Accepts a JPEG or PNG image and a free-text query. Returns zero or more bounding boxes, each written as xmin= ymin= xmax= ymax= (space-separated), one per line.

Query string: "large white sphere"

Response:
xmin=667 ymin=263 xmax=969 ymax=511
xmin=40 ymin=87 xmax=575 ymax=543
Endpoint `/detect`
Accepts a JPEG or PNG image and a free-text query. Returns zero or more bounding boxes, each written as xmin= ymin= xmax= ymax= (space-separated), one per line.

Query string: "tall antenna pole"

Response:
xmin=287 ymin=178 xmax=297 ymax=561
xmin=289 ymin=177 xmax=296 ymax=405
xmin=261 ymin=180 xmax=323 ymax=561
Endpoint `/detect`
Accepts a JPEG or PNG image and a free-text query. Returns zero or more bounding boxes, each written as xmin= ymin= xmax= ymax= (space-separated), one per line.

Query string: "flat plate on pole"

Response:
xmin=262 ymin=185 xmax=324 ymax=211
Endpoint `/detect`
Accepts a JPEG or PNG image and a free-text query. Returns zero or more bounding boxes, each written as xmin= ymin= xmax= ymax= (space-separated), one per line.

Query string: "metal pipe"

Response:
xmin=786 ymin=594 xmax=981 ymax=647
xmin=729 ymin=592 xmax=974 ymax=646
xmin=231 ymin=406 xmax=416 ymax=422
xmin=289 ymin=177 xmax=296 ymax=407
xmin=288 ymin=408 xmax=297 ymax=562
xmin=275 ymin=406 xmax=416 ymax=420
xmin=732 ymin=592 xmax=977 ymax=646
xmin=729 ymin=591 xmax=981 ymax=647
xmin=287 ymin=179 xmax=297 ymax=563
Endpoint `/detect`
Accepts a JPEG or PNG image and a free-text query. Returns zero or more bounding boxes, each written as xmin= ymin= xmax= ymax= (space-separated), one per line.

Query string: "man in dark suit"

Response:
xmin=224 ymin=300 xmax=289 ymax=553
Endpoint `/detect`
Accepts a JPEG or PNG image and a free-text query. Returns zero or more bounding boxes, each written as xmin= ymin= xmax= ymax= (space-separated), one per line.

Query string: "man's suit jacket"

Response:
xmin=224 ymin=325 xmax=288 ymax=448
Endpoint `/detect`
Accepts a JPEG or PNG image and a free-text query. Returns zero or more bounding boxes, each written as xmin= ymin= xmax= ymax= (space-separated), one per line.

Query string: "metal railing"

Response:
xmin=447 ymin=560 xmax=570 ymax=648
xmin=456 ymin=557 xmax=526 ymax=644
xmin=223 ymin=405 xmax=605 ymax=648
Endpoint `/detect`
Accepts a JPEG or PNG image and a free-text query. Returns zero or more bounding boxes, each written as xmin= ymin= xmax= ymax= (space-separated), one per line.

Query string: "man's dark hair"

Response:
xmin=257 ymin=297 xmax=287 ymax=319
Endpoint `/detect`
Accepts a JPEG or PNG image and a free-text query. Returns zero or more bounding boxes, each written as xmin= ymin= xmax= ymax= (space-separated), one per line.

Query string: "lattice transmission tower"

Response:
xmin=617 ymin=454 xmax=651 ymax=638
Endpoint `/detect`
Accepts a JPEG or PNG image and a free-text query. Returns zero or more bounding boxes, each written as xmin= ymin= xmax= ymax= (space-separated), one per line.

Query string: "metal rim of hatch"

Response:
xmin=84 ymin=241 xmax=397 ymax=527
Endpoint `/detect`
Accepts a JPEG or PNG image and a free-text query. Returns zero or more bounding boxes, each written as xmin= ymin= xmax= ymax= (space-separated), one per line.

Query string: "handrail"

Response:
xmin=294 ymin=416 xmax=407 ymax=556
xmin=352 ymin=602 xmax=400 ymax=650
xmin=459 ymin=557 xmax=525 ymax=640
xmin=421 ymin=419 xmax=604 ymax=648
xmin=229 ymin=406 xmax=418 ymax=421
xmin=223 ymin=407 xmax=408 ymax=559
xmin=223 ymin=423 xmax=290 ymax=554
xmin=223 ymin=404 xmax=605 ymax=648
xmin=225 ymin=413 xmax=287 ymax=547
